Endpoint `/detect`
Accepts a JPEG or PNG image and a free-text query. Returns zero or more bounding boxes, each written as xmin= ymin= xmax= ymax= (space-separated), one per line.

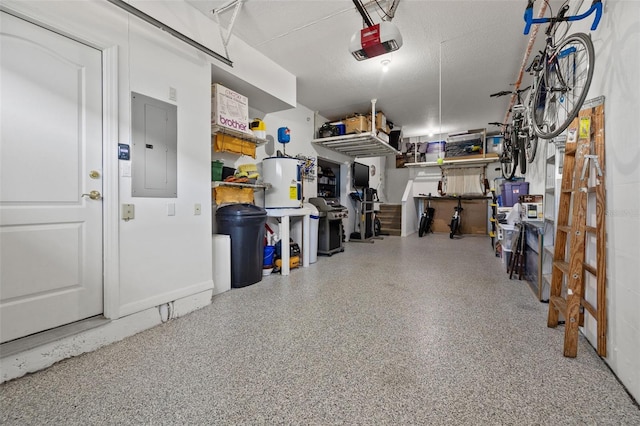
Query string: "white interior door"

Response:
xmin=0 ymin=12 xmax=103 ymax=343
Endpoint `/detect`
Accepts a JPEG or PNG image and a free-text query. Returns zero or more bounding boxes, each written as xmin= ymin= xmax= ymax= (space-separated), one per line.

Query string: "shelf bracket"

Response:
xmin=211 ymin=0 xmax=244 ymax=60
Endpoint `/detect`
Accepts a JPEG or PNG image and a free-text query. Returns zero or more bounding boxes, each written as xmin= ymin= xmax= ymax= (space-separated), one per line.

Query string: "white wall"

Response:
xmin=1 ymin=0 xmax=295 ymax=324
xmin=570 ymin=1 xmax=640 ymax=400
xmin=1 ymin=0 xmax=214 ymax=317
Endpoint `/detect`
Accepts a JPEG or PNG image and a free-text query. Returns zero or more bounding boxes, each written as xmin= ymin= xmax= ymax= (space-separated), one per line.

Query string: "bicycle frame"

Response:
xmin=523 ymin=0 xmax=602 ymax=35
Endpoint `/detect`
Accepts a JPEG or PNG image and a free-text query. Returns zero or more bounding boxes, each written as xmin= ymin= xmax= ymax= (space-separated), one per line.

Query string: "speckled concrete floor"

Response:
xmin=1 ymin=234 xmax=638 ymax=425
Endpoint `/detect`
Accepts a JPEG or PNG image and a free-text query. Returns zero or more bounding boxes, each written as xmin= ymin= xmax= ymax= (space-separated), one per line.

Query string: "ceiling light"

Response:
xmin=381 ymin=59 xmax=390 ymax=72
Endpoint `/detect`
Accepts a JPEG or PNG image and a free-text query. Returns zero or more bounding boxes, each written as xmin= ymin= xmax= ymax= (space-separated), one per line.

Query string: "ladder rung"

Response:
xmin=550 ymin=295 xmax=567 ymax=315
xmin=561 ymin=188 xmax=575 ymax=194
xmin=553 ymin=261 xmax=570 ymax=275
xmin=489 ymin=232 xmax=496 ymax=237
xmin=490 ymin=203 xmax=497 ymax=207
xmin=557 ymin=225 xmax=571 ymax=233
xmin=490 ymin=217 xmax=496 ymax=222
xmin=586 ymin=226 xmax=597 ymax=234
xmin=565 ymin=144 xmax=577 ymax=155
xmin=582 ymin=298 xmax=597 ymax=318
xmin=584 ymin=263 xmax=597 ymax=276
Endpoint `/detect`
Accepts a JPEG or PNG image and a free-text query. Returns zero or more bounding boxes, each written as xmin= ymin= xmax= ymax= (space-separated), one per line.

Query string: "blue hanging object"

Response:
xmin=278 ymin=127 xmax=290 ymax=144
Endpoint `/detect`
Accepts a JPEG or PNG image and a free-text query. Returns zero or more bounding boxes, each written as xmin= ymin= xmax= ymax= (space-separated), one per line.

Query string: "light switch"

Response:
xmin=168 ymin=203 xmax=176 ymax=216
xmin=194 ymin=203 xmax=201 ymax=215
xmin=122 ymin=204 xmax=135 ymax=221
xmin=121 ymin=162 xmax=131 ymax=177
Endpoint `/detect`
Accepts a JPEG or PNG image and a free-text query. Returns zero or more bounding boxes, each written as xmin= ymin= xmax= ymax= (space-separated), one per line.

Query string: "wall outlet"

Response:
xmin=122 ymin=204 xmax=135 ymax=221
xmin=167 ymin=203 xmax=176 ymax=216
xmin=194 ymin=203 xmax=201 ymax=215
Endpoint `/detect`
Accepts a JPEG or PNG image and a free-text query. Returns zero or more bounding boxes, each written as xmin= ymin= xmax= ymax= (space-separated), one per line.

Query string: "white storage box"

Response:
xmin=497 ymin=224 xmax=518 ymax=251
xmin=212 ymin=83 xmax=250 ymax=135
xmin=212 ymin=234 xmax=231 ymax=295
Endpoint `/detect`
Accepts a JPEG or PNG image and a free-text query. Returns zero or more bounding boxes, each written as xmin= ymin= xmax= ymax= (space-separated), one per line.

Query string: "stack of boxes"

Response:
xmin=211 ymin=83 xmax=256 ymax=158
xmin=319 ymin=111 xmax=392 ymax=140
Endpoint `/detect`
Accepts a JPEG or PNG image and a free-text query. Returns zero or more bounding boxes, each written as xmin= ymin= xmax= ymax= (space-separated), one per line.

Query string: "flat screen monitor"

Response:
xmin=352 ymin=161 xmax=369 ymax=188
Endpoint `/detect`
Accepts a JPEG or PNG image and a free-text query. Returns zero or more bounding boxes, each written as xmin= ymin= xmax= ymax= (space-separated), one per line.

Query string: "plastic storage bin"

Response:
xmin=500 ymin=182 xmax=530 ymax=207
xmin=216 ymin=204 xmax=267 ymax=288
xmin=498 ymin=224 xmax=518 ymax=250
xmin=211 ymin=160 xmax=223 ymax=181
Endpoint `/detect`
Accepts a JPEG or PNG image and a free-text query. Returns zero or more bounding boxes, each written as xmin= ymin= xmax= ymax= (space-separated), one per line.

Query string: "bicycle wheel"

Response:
xmin=500 ymin=139 xmax=517 ymax=180
xmin=532 ymin=33 xmax=595 ymax=139
xmin=419 ymin=215 xmax=427 ymax=237
xmin=525 ymin=133 xmax=538 ymax=163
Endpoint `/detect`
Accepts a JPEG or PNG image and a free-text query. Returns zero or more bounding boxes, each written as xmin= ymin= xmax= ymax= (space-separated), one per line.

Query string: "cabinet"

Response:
xmin=540 ymin=136 xmax=565 ymax=302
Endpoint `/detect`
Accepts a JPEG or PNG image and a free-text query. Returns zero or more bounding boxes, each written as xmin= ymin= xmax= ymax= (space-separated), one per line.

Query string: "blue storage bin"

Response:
xmin=500 ymin=182 xmax=529 ymax=207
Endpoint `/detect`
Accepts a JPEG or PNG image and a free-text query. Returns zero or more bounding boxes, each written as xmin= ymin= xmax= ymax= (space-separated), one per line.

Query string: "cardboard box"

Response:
xmin=367 ymin=112 xmax=388 ymax=134
xmin=344 ymin=115 xmax=371 ymax=134
xmin=211 ymin=83 xmax=250 ymax=135
xmin=520 ymin=194 xmax=544 ymax=221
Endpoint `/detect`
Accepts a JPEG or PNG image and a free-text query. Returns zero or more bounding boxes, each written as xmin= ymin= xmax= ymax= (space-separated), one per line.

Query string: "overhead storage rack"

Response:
xmin=311 ymin=98 xmax=400 ymax=158
xmin=311 ymin=131 xmax=399 ymax=158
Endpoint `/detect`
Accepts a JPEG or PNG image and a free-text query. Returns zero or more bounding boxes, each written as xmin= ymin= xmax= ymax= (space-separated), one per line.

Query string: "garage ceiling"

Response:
xmin=187 ymin=0 xmax=562 ymax=138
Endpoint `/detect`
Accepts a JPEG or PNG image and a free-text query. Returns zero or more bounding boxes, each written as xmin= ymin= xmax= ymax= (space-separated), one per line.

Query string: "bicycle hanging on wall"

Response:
xmin=523 ymin=0 xmax=601 ymax=139
xmin=489 ymin=122 xmax=520 ymax=180
xmin=490 ymin=85 xmax=538 ymax=176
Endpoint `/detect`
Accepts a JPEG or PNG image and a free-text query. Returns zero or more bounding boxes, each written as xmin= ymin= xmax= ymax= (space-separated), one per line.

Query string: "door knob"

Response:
xmin=81 ymin=190 xmax=102 ymax=200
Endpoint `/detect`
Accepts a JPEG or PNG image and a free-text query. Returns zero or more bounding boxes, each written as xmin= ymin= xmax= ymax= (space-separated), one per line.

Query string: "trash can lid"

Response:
xmin=216 ymin=203 xmax=267 ymax=217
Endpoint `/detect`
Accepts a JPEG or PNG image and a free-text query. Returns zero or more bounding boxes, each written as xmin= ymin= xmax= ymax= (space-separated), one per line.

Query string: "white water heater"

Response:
xmin=263 ymin=157 xmax=302 ymax=208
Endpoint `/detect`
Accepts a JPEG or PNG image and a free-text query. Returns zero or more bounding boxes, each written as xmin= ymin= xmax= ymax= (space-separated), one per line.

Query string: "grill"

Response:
xmin=309 ymin=197 xmax=348 ymax=256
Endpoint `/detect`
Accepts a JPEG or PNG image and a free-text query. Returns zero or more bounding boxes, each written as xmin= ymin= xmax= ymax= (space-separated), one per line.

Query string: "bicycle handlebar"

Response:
xmin=523 ymin=0 xmax=602 ymax=35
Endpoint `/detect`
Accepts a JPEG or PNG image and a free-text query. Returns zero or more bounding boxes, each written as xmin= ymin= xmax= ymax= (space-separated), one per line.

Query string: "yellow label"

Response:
xmin=579 ymin=116 xmax=591 ymax=139
xmin=289 ymin=186 xmax=297 ymax=199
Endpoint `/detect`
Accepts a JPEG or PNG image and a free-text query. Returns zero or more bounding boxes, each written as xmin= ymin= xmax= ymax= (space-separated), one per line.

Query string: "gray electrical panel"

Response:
xmin=131 ymin=92 xmax=177 ymax=198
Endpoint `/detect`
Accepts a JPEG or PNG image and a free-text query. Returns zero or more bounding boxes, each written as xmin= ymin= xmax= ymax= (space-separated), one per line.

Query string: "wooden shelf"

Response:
xmin=311 ymin=132 xmax=399 ymax=158
xmin=405 ymin=153 xmax=500 ymax=168
xmin=212 ymin=181 xmax=271 ymax=190
xmin=211 ymin=124 xmax=267 ymax=146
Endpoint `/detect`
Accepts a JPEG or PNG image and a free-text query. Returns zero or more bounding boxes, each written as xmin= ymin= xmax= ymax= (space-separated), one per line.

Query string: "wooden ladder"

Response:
xmin=547 ymin=99 xmax=607 ymax=357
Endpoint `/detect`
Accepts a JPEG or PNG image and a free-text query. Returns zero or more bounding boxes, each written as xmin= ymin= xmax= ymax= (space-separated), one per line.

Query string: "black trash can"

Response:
xmin=216 ymin=203 xmax=267 ymax=288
